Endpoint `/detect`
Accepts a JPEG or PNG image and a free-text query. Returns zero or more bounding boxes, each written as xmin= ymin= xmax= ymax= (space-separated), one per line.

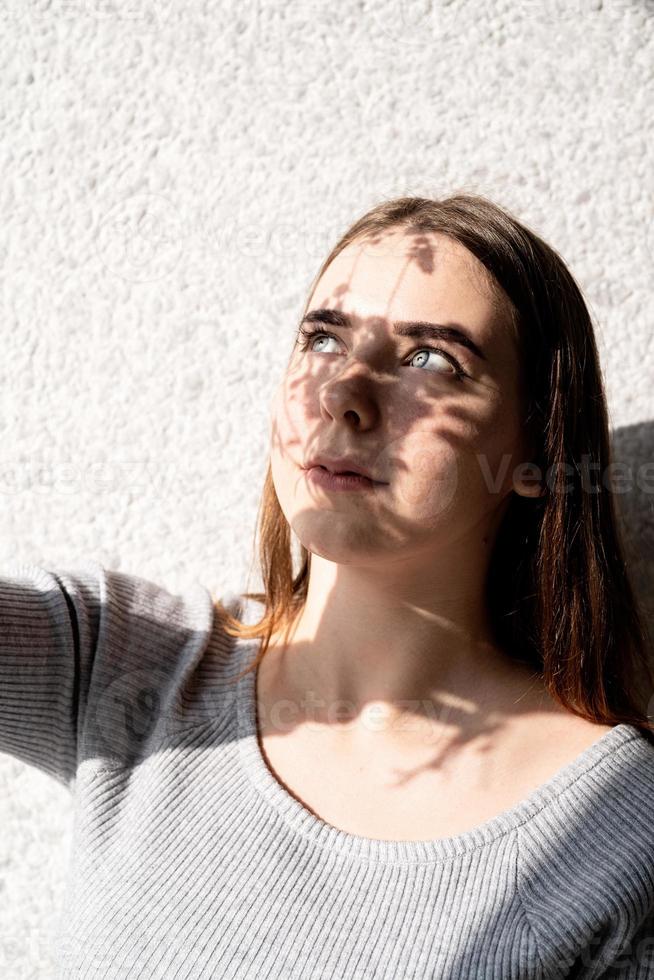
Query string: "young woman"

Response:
xmin=1 ymin=194 xmax=653 ymax=978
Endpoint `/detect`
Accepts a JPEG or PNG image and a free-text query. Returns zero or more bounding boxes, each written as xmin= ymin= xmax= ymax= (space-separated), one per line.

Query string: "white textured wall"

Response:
xmin=1 ymin=0 xmax=653 ymax=974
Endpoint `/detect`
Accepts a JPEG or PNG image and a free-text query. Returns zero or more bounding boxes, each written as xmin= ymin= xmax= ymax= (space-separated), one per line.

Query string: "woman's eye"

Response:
xmin=408 ymin=348 xmax=465 ymax=380
xmin=297 ymin=328 xmax=340 ymax=354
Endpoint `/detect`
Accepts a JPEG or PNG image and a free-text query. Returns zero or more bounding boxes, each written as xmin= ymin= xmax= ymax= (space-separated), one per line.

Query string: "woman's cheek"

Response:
xmin=271 ymin=388 xmax=314 ymax=467
xmin=379 ymin=430 xmax=461 ymax=528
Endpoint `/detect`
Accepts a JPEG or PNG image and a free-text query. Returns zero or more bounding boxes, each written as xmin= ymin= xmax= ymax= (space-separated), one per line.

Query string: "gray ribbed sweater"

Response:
xmin=1 ymin=560 xmax=654 ymax=979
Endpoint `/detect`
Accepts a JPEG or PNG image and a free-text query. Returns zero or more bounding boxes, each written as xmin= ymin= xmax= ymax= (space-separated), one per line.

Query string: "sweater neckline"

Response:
xmin=232 ymin=597 xmax=643 ymax=867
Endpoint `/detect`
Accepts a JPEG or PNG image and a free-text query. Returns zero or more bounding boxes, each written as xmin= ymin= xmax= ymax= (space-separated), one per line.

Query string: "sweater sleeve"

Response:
xmin=0 ymin=560 xmax=104 ymax=791
xmin=0 ymin=559 xmax=219 ymax=793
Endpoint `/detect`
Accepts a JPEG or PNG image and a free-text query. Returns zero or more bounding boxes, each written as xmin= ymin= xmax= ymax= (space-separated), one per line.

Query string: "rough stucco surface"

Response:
xmin=0 ymin=0 xmax=653 ymax=974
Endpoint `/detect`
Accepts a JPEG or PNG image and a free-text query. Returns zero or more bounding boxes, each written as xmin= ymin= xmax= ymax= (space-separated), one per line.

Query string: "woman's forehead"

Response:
xmin=336 ymin=228 xmax=473 ymax=272
xmin=310 ymin=242 xmax=498 ymax=336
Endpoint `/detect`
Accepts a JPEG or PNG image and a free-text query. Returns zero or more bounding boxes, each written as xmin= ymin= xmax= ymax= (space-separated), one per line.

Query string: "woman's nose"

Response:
xmin=319 ymin=372 xmax=381 ymax=430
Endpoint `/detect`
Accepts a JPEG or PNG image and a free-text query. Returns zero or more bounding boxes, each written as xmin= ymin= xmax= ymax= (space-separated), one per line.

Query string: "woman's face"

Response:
xmin=269 ymin=227 xmax=531 ymax=567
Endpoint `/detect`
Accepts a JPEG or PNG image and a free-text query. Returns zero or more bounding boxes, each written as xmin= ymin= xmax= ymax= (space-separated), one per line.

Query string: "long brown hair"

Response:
xmin=213 ymin=193 xmax=654 ymax=738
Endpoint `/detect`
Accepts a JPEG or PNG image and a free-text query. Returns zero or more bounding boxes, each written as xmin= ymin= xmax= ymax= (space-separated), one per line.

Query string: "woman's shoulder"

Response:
xmin=518 ymin=714 xmax=654 ymax=844
xmin=67 ymin=564 xmax=246 ymax=768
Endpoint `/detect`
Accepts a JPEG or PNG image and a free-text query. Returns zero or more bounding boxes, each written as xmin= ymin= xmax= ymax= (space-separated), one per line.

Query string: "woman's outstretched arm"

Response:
xmin=0 ymin=561 xmax=103 ymax=789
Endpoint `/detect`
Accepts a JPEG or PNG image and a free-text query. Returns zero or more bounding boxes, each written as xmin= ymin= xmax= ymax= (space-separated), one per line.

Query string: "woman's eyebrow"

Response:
xmin=301 ymin=308 xmax=487 ymax=362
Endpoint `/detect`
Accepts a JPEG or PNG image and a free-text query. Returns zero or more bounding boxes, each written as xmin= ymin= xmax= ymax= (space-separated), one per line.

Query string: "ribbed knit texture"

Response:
xmin=1 ymin=561 xmax=654 ymax=979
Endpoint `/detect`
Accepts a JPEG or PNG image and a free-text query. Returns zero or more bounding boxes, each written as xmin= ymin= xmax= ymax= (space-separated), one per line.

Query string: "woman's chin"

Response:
xmin=289 ymin=515 xmax=402 ymax=566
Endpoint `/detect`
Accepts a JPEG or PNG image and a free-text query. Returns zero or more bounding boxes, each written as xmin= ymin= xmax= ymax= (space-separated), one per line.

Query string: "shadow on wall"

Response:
xmin=611 ymin=420 xmax=654 ymax=661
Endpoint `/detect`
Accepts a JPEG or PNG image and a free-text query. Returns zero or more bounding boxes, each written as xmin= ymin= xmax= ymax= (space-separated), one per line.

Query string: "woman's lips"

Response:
xmin=305 ymin=465 xmax=386 ymax=492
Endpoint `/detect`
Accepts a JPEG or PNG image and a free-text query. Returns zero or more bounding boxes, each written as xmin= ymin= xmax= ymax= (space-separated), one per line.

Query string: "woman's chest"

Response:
xmin=59 ymin=754 xmax=531 ymax=979
xmin=256 ymin=711 xmax=615 ymax=842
